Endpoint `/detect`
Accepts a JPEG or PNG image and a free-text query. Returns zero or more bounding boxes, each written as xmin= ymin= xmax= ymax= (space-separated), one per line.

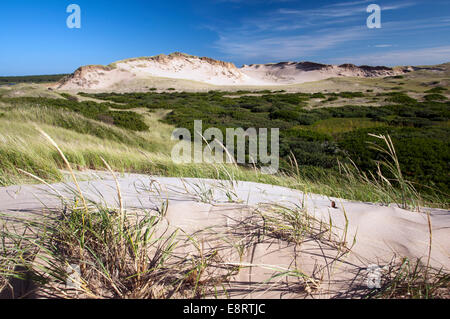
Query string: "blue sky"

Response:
xmin=0 ymin=0 xmax=449 ymax=75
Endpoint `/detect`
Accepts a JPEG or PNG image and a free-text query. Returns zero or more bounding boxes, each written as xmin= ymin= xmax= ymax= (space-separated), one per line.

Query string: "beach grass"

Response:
xmin=0 ymin=99 xmax=447 ymax=208
xmin=0 ymin=128 xmax=447 ymax=299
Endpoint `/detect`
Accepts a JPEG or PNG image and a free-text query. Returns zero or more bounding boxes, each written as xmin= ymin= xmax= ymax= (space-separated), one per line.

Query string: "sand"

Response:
xmin=57 ymin=53 xmax=407 ymax=91
xmin=1 ymin=174 xmax=448 ymax=298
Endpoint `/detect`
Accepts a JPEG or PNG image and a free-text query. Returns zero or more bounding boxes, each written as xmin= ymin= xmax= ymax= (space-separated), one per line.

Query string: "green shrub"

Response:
xmin=311 ymin=93 xmax=326 ymax=99
xmin=270 ymin=110 xmax=300 ymax=121
xmin=338 ymin=127 xmax=450 ymax=194
xmin=0 ymin=74 xmax=68 ymax=84
xmin=60 ymin=93 xmax=79 ymax=102
xmin=424 ymin=94 xmax=447 ymax=101
xmin=70 ymin=90 xmax=449 ymax=197
xmin=385 ymin=93 xmax=417 ymax=105
xmin=339 ymin=92 xmax=365 ymax=99
xmin=283 ymin=127 xmax=332 ymax=142
xmin=326 ymin=96 xmax=338 ymax=102
xmin=425 ymin=87 xmax=447 ymax=94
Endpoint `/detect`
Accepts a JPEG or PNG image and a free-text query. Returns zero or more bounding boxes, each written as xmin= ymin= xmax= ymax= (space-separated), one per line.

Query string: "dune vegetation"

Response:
xmin=0 ymin=86 xmax=448 ymax=208
xmin=0 ymin=74 xmax=449 ymax=299
xmin=0 ymin=74 xmax=68 ymax=84
xmin=0 ymin=130 xmax=448 ymax=299
xmin=80 ymin=88 xmax=449 ymax=205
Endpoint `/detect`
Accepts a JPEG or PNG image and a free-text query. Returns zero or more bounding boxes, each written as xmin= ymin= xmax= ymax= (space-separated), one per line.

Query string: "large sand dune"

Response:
xmin=56 ymin=52 xmax=410 ymax=91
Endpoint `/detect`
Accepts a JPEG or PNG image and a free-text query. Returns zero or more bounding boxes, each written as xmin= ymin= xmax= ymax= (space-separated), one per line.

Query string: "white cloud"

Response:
xmin=277 ymin=1 xmax=416 ymax=18
xmin=326 ymin=0 xmax=372 ymax=7
xmin=215 ymin=26 xmax=367 ymax=61
xmin=209 ymin=0 xmax=448 ymax=65
xmin=330 ymin=46 xmax=450 ymax=66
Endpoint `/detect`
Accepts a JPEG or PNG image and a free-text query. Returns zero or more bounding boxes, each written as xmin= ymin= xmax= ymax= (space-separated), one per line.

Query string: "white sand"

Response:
xmin=1 ymin=174 xmax=448 ymax=298
xmin=57 ymin=53 xmax=407 ymax=91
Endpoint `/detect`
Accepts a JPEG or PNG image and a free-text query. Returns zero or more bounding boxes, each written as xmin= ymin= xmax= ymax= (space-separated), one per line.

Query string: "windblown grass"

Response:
xmin=0 ymin=222 xmax=30 ymax=296
xmin=0 ymin=200 xmax=240 ymax=298
xmin=0 ymin=129 xmax=447 ymax=299
xmin=0 ymin=100 xmax=447 ymax=208
xmin=334 ymin=134 xmax=447 ymax=209
xmin=0 ymin=131 xmax=241 ymax=299
xmin=366 ymin=257 xmax=450 ymax=299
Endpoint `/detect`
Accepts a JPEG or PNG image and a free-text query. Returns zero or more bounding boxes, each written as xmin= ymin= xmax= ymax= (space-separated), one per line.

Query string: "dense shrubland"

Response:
xmin=1 ymin=88 xmax=448 ymax=200
xmin=78 ymin=90 xmax=449 ymax=196
xmin=0 ymin=74 xmax=68 ymax=84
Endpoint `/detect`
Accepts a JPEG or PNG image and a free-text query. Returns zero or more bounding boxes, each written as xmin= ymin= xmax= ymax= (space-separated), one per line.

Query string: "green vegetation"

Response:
xmin=338 ymin=91 xmax=365 ymax=98
xmin=303 ymin=118 xmax=384 ymax=135
xmin=1 ymin=69 xmax=449 ymax=300
xmin=425 ymin=86 xmax=447 ymax=94
xmin=386 ymin=75 xmax=405 ymax=80
xmin=78 ymin=90 xmax=450 ymax=199
xmin=59 ymin=92 xmax=79 ymax=101
xmin=385 ymin=92 xmax=418 ymax=105
xmin=424 ymin=94 xmax=447 ymax=101
xmin=311 ymin=92 xmax=326 ymax=99
xmin=366 ymin=258 xmax=449 ymax=299
xmin=0 ymin=87 xmax=449 ymax=206
xmin=0 ymin=132 xmax=446 ymax=299
xmin=0 ymin=74 xmax=68 ymax=84
xmin=1 ymin=97 xmax=149 ymax=132
xmin=0 ymin=151 xmax=240 ymax=298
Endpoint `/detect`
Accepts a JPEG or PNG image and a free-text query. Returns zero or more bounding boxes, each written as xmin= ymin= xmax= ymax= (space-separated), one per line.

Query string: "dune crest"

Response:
xmin=57 ymin=52 xmax=410 ymax=90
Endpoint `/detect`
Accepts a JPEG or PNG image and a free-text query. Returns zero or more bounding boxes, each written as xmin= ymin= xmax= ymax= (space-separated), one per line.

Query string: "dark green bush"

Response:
xmin=385 ymin=92 xmax=417 ymax=105
xmin=424 ymin=94 xmax=447 ymax=101
xmin=0 ymin=74 xmax=68 ymax=84
xmin=283 ymin=127 xmax=331 ymax=142
xmin=338 ymin=127 xmax=450 ymax=194
xmin=270 ymin=110 xmax=300 ymax=121
xmin=339 ymin=92 xmax=365 ymax=98
xmin=311 ymin=93 xmax=326 ymax=99
xmin=425 ymin=87 xmax=447 ymax=94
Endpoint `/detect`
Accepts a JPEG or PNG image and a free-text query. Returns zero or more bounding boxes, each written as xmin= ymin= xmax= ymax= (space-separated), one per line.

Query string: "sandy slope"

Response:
xmin=57 ymin=53 xmax=264 ymax=90
xmin=240 ymin=62 xmax=406 ymax=85
xmin=56 ymin=52 xmax=409 ymax=91
xmin=1 ymin=174 xmax=448 ymax=298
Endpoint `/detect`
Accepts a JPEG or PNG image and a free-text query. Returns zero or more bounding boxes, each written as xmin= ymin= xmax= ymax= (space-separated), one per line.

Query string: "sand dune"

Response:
xmin=57 ymin=52 xmax=410 ymax=91
xmin=241 ymin=62 xmax=408 ymax=84
xmin=1 ymin=174 xmax=448 ymax=298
